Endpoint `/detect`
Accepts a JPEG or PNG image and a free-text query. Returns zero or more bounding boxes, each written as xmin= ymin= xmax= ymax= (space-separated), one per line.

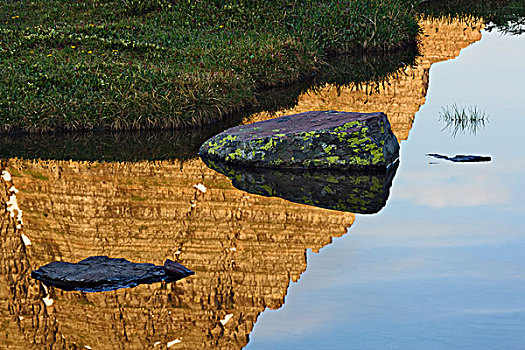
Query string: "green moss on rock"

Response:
xmin=199 ymin=111 xmax=399 ymax=170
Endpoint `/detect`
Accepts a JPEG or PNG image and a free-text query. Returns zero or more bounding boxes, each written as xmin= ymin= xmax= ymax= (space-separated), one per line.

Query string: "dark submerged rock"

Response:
xmin=31 ymin=256 xmax=195 ymax=292
xmin=202 ymin=157 xmax=399 ymax=214
xmin=199 ymin=111 xmax=399 ymax=170
xmin=427 ymin=154 xmax=491 ymax=163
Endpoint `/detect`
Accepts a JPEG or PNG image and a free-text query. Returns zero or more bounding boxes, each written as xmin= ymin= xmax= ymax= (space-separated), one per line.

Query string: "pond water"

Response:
xmin=247 ymin=24 xmax=525 ymax=350
xmin=0 ymin=17 xmax=524 ymax=350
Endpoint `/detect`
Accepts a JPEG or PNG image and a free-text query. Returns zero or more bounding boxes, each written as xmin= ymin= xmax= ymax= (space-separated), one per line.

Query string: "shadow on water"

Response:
xmin=0 ymin=121 xmax=241 ymax=163
xmin=0 ymin=47 xmax=418 ymax=162
xmin=419 ymin=0 xmax=525 ymax=35
xmin=202 ymin=157 xmax=399 ymax=214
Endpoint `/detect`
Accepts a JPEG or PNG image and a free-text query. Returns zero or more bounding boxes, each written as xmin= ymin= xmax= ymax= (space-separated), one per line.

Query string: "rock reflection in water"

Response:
xmin=202 ymin=157 xmax=399 ymax=214
xmin=31 ymin=256 xmax=195 ymax=292
xmin=427 ymin=153 xmax=491 ymax=163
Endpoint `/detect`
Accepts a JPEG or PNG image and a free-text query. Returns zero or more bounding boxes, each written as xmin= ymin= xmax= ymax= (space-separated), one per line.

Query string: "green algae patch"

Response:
xmin=205 ymin=134 xmax=238 ymax=156
xmin=8 ymin=168 xmax=22 ymax=177
xmin=225 ymin=148 xmax=243 ymax=161
xmin=326 ymin=156 xmax=340 ymax=164
xmin=24 ymin=170 xmax=49 ymax=181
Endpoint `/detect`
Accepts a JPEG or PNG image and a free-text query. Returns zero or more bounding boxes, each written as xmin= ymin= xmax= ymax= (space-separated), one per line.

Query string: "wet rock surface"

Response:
xmin=199 ymin=111 xmax=400 ymax=170
xmin=427 ymin=154 xmax=492 ymax=162
xmin=31 ymin=256 xmax=195 ymax=292
xmin=203 ymin=157 xmax=399 ymax=214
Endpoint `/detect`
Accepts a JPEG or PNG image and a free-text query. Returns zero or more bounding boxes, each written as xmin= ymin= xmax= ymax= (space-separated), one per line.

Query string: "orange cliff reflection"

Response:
xmin=246 ymin=18 xmax=484 ymax=142
xmin=0 ymin=17 xmax=483 ymax=350
xmin=0 ymin=160 xmax=354 ymax=349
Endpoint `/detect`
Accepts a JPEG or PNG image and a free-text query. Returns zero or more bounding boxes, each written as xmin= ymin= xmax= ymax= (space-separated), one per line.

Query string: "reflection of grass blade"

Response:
xmin=489 ymin=17 xmax=525 ymax=35
xmin=439 ymin=103 xmax=489 ymax=137
xmin=419 ymin=0 xmax=525 ymax=35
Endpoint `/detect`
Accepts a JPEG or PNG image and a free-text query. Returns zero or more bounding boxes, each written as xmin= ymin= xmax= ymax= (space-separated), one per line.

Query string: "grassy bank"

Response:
xmin=0 ymin=48 xmax=418 ymax=161
xmin=0 ymin=0 xmax=420 ymax=132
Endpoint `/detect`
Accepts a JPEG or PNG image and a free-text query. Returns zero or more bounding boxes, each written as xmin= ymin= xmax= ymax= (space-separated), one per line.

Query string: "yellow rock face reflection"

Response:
xmin=0 ymin=18 xmax=483 ymax=350
xmin=1 ymin=159 xmax=354 ymax=349
xmin=247 ymin=18 xmax=484 ymax=142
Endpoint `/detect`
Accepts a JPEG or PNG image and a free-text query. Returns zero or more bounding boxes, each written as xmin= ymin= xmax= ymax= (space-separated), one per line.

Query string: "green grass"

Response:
xmin=0 ymin=47 xmax=419 ymax=161
xmin=0 ymin=0 xmax=421 ymax=132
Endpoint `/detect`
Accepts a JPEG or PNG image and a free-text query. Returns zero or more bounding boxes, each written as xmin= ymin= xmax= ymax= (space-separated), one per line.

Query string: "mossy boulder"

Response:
xmin=199 ymin=111 xmax=399 ymax=170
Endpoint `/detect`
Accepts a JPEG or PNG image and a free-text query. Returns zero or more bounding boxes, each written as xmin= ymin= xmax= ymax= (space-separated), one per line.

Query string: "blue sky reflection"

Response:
xmin=247 ymin=27 xmax=525 ymax=350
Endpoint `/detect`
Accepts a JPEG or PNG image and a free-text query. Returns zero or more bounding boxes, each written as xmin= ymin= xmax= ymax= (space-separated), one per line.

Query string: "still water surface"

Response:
xmin=248 ymin=25 xmax=525 ymax=350
xmin=0 ymin=18 xmax=523 ymax=349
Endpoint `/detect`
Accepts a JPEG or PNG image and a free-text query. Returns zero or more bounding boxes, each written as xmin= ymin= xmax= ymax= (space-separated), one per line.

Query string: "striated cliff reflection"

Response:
xmin=0 ymin=17 xmax=484 ymax=350
xmin=0 ymin=159 xmax=354 ymax=349
xmin=245 ymin=18 xmax=484 ymax=143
